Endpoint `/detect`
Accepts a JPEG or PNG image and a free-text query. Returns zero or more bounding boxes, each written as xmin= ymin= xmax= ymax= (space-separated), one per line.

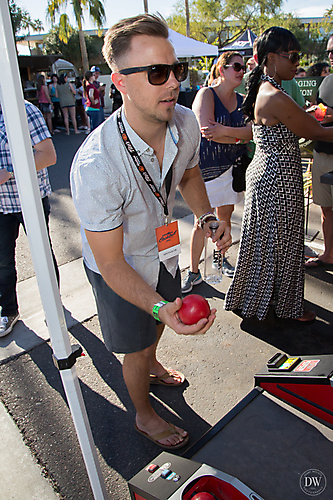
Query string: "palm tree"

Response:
xmin=47 ymin=0 xmax=106 ymax=73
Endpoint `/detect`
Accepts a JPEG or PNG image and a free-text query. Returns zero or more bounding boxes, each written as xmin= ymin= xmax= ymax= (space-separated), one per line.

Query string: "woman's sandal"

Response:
xmin=294 ymin=310 xmax=316 ymax=323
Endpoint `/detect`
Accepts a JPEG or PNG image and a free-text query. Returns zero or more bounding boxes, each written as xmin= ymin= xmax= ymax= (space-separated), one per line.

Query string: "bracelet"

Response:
xmin=152 ymin=300 xmax=168 ymax=321
xmin=200 ymin=216 xmax=219 ymax=230
xmin=197 ymin=211 xmax=214 ymax=226
xmin=197 ymin=212 xmax=218 ymax=230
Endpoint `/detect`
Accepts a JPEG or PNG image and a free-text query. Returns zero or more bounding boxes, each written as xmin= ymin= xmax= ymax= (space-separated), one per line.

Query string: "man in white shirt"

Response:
xmin=71 ymin=14 xmax=231 ymax=449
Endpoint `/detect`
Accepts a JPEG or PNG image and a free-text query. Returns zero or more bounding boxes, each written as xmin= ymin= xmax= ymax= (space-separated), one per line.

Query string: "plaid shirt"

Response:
xmin=0 ymin=100 xmax=52 ymax=214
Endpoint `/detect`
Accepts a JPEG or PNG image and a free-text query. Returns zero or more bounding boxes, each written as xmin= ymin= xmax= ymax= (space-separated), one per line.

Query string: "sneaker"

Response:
xmin=222 ymin=257 xmax=235 ymax=278
xmin=181 ymin=270 xmax=203 ymax=293
xmin=0 ymin=314 xmax=19 ymax=338
xmin=53 ymin=129 xmax=61 ymax=133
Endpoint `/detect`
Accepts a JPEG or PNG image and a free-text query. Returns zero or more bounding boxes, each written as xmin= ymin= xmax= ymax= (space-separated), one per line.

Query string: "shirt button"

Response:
xmin=150 ymin=157 xmax=155 ymax=162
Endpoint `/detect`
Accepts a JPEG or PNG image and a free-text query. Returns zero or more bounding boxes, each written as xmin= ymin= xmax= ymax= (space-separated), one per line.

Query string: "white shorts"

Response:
xmin=205 ymin=166 xmax=244 ymax=208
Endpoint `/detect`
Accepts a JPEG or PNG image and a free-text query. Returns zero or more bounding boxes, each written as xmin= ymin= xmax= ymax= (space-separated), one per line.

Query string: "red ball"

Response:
xmin=178 ymin=294 xmax=211 ymax=325
xmin=192 ymin=493 xmax=216 ymax=500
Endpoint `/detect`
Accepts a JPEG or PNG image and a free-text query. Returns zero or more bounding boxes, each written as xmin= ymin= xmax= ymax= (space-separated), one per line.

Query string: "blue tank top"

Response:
xmin=199 ymin=89 xmax=246 ymax=182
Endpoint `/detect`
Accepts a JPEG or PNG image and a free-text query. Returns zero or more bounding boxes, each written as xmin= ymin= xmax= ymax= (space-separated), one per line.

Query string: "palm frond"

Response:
xmin=58 ymin=13 xmax=73 ymax=43
xmin=88 ymin=0 xmax=106 ymax=30
xmin=47 ymin=0 xmax=68 ymax=24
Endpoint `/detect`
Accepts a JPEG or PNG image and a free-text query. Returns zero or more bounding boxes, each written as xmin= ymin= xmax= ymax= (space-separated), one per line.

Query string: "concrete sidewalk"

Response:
xmin=0 ymin=202 xmax=326 ymax=499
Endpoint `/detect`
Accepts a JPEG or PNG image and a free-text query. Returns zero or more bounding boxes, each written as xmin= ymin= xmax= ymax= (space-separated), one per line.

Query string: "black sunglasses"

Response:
xmin=276 ymin=52 xmax=301 ymax=63
xmin=325 ymin=50 xmax=333 ymax=56
xmin=118 ymin=62 xmax=188 ymax=85
xmin=224 ymin=62 xmax=246 ymax=72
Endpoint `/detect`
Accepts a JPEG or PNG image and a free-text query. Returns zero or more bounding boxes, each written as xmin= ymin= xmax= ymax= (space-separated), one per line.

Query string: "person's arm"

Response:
xmin=69 ymin=82 xmax=76 ymax=95
xmin=89 ymin=87 xmax=99 ymax=105
xmin=0 ymin=138 xmax=56 ymax=185
xmin=85 ymin=225 xmax=216 ymax=335
xmin=201 ymin=120 xmax=253 ymax=142
xmin=257 ymin=83 xmax=333 ymax=141
xmin=192 ymin=87 xmax=252 ymax=143
xmin=43 ymin=85 xmax=52 ymax=105
xmin=33 ymin=138 xmax=57 ymax=170
xmin=178 ymin=164 xmax=232 ymax=252
xmin=0 ymin=169 xmax=12 ymax=185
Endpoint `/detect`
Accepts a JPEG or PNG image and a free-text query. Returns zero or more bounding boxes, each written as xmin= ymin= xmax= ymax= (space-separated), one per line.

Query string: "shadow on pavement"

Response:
xmin=0 ymin=312 xmax=212 ymax=499
xmin=238 ymin=304 xmax=333 ymax=356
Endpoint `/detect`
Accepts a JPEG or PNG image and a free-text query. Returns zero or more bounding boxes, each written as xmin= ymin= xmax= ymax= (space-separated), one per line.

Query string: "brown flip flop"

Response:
xmin=135 ymin=421 xmax=189 ymax=449
xmin=149 ymin=369 xmax=185 ymax=387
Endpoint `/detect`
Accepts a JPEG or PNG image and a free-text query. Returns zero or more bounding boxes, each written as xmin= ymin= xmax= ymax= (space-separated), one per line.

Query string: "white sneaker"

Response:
xmin=0 ymin=314 xmax=19 ymax=338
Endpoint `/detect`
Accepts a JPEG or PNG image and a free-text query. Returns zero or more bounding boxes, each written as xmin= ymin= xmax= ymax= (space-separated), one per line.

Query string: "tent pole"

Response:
xmin=0 ymin=3 xmax=108 ymax=499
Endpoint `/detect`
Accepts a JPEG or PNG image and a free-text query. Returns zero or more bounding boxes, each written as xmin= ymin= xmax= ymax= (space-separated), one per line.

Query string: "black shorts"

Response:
xmin=40 ymin=103 xmax=52 ymax=114
xmin=84 ymin=262 xmax=181 ymax=354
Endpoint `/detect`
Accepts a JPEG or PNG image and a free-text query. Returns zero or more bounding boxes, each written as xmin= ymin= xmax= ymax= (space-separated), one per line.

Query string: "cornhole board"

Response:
xmin=129 ymin=353 xmax=333 ymax=500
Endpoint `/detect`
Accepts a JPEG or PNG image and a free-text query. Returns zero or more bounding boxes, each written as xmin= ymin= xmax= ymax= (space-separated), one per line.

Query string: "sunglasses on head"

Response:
xmin=276 ymin=52 xmax=301 ymax=63
xmin=118 ymin=62 xmax=188 ymax=85
xmin=224 ymin=62 xmax=246 ymax=72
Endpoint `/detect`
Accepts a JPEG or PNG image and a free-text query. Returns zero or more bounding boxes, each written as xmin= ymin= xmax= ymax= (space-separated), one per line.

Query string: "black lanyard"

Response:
xmin=117 ymin=110 xmax=172 ymax=220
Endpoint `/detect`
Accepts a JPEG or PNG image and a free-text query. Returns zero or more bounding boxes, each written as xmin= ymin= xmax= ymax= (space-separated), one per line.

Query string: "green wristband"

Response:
xmin=152 ymin=300 xmax=168 ymax=321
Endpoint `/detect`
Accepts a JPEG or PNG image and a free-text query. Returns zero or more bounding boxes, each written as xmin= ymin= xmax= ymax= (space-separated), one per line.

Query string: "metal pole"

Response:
xmin=185 ymin=0 xmax=190 ymax=37
xmin=0 ymin=3 xmax=108 ymax=499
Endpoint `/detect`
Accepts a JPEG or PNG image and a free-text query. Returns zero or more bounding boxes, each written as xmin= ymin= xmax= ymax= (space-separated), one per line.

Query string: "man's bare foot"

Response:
xmin=135 ymin=415 xmax=188 ymax=448
xmin=296 ymin=310 xmax=316 ymax=322
xmin=149 ymin=361 xmax=185 ymax=386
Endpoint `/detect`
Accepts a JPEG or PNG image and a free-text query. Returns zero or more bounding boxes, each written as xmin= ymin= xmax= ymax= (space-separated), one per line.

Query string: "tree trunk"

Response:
xmin=185 ymin=0 xmax=190 ymax=37
xmin=78 ymin=28 xmax=89 ymax=73
xmin=143 ymin=0 xmax=148 ymax=14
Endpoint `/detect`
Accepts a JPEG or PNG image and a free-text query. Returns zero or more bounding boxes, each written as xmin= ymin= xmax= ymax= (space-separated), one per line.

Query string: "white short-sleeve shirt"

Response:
xmin=70 ymin=104 xmax=200 ymax=289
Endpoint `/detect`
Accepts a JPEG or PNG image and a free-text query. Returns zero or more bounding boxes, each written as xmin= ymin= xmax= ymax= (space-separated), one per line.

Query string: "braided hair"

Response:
xmin=242 ymin=27 xmax=300 ymax=121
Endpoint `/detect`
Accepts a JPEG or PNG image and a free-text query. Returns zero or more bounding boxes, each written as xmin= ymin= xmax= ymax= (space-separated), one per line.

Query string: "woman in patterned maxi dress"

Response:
xmin=225 ymin=26 xmax=333 ymax=322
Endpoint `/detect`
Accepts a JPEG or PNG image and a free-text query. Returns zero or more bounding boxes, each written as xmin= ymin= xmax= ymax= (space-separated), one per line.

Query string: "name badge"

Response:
xmin=155 ymin=220 xmax=181 ymax=261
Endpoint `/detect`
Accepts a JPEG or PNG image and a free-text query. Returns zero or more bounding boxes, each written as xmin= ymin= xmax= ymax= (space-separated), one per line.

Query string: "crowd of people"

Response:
xmin=1 ymin=14 xmax=333 ymax=450
xmin=36 ymin=65 xmax=114 ymax=136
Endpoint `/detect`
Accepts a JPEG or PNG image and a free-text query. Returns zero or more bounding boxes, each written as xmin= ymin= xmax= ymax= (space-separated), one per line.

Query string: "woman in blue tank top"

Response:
xmin=182 ymin=51 xmax=253 ymax=293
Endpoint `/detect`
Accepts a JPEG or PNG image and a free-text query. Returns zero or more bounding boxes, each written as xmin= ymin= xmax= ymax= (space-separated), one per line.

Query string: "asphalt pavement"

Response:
xmin=0 ymin=129 xmax=332 ymax=499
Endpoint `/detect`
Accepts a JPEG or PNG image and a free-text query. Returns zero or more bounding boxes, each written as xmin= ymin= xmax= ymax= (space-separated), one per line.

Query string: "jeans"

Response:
xmin=99 ymin=107 xmax=105 ymax=124
xmin=86 ymin=109 xmax=101 ymax=132
xmin=0 ymin=197 xmax=59 ymax=317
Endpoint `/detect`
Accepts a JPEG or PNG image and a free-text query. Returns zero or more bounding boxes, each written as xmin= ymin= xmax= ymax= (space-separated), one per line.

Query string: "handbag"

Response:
xmin=232 ymin=152 xmax=252 ymax=192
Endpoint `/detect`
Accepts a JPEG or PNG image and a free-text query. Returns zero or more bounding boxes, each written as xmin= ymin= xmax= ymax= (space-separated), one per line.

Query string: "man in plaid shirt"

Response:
xmin=0 ymin=99 xmax=58 ymax=337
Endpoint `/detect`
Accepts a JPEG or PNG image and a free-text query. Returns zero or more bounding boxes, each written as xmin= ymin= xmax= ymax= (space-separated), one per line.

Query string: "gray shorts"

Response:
xmin=312 ymin=151 xmax=333 ymax=208
xmin=84 ymin=262 xmax=181 ymax=354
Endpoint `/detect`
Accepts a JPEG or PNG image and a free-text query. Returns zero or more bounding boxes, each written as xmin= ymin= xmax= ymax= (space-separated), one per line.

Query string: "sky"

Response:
xmin=17 ymin=0 xmax=332 ymax=35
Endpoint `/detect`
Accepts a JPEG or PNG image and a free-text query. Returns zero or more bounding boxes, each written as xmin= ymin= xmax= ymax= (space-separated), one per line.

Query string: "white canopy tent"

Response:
xmin=0 ymin=2 xmax=108 ymax=499
xmin=168 ymin=29 xmax=218 ymax=58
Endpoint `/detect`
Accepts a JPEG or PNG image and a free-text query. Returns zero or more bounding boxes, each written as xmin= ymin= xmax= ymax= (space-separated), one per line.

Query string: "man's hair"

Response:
xmin=102 ymin=14 xmax=169 ymax=70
